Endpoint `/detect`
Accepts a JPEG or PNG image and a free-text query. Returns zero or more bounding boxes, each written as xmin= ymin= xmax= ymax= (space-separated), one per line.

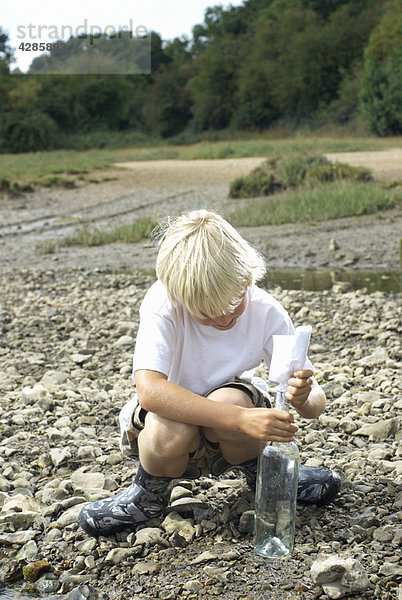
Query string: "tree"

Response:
xmin=360 ymin=1 xmax=402 ymax=135
xmin=143 ymin=64 xmax=192 ymax=137
xmin=187 ymin=37 xmax=241 ymax=130
xmin=0 ymin=27 xmax=14 ymax=64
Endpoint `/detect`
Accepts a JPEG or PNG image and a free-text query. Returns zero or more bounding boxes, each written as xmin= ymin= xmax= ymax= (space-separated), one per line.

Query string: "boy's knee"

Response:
xmin=139 ymin=415 xmax=199 ymax=456
xmin=207 ymin=387 xmax=253 ymax=409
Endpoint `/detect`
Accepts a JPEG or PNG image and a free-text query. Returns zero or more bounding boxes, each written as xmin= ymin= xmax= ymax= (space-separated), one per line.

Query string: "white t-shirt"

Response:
xmin=132 ymin=280 xmax=308 ymax=396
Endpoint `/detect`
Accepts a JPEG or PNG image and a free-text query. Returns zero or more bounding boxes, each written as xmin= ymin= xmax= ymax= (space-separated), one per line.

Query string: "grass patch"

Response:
xmin=62 ymin=217 xmax=157 ymax=247
xmin=228 ymin=181 xmax=401 ymax=227
xmin=36 ymin=241 xmax=57 ymax=254
xmin=0 ymin=134 xmax=400 ymax=193
xmin=229 ymin=153 xmax=372 ymax=198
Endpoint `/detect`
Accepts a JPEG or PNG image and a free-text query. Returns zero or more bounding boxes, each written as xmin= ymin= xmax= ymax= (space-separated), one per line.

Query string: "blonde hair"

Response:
xmin=155 ymin=210 xmax=266 ymax=319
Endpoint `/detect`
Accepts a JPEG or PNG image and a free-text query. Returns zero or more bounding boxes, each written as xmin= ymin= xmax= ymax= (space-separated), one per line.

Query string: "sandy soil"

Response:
xmin=0 ymin=150 xmax=401 ymax=274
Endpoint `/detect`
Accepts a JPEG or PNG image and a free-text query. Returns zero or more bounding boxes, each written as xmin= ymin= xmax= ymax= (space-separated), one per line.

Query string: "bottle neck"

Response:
xmin=275 ymin=389 xmax=287 ymax=411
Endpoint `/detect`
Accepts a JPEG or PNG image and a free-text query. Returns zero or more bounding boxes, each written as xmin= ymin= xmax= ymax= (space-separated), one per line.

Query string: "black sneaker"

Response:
xmin=211 ymin=457 xmax=341 ymax=506
xmin=78 ymin=465 xmax=172 ymax=537
xmin=297 ymin=465 xmax=341 ymax=506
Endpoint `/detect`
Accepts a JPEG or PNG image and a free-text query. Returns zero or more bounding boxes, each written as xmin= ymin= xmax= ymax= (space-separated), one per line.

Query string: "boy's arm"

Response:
xmin=135 ymin=369 xmax=298 ymax=443
xmin=286 ymin=369 xmax=326 ymax=419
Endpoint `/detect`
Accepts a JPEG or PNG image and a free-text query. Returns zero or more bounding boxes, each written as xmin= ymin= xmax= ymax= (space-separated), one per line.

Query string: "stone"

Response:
xmin=71 ymin=353 xmax=92 ymax=364
xmin=116 ymin=321 xmax=135 ymax=336
xmin=373 ymin=527 xmax=393 ymax=542
xmin=311 ymin=555 xmax=371 ymax=599
xmin=16 ymin=539 xmax=38 ymax=561
xmin=105 ymin=547 xmax=141 ymax=564
xmin=319 ymin=415 xmax=340 ymax=428
xmin=356 ymin=348 xmax=389 ymax=367
xmin=56 ymin=503 xmax=86 ymax=528
xmin=353 ymin=418 xmax=399 ymax=440
xmin=21 ymin=383 xmax=48 ymax=404
xmin=0 ymin=530 xmax=38 ymax=545
xmin=190 ymin=550 xmax=217 ymax=564
xmin=379 ymin=563 xmax=402 ymax=577
xmin=238 ymin=510 xmax=254 ymax=534
xmin=50 ymin=447 xmax=72 ymax=467
xmin=183 ymin=579 xmax=203 ymax=592
xmin=162 ymin=511 xmax=196 ymax=543
xmin=0 ymin=511 xmax=39 ymax=530
xmin=134 ymin=527 xmax=169 ymax=547
xmin=22 ymin=559 xmax=51 ymax=582
xmin=169 ymin=496 xmax=208 ymax=513
xmin=131 ymin=560 xmax=160 ymax=576
xmin=40 ymin=370 xmax=69 ymax=386
xmin=114 ymin=335 xmax=133 ymax=347
xmin=170 ymin=485 xmax=193 ymax=502
xmin=71 ymin=471 xmax=105 ymax=491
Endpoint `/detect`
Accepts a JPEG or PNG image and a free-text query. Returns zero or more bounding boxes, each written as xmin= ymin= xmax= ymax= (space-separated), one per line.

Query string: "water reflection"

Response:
xmin=263 ymin=269 xmax=401 ymax=294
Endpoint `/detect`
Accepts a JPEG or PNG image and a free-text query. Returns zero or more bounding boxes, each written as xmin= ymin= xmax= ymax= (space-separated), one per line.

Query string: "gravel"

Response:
xmin=0 ymin=267 xmax=400 ymax=600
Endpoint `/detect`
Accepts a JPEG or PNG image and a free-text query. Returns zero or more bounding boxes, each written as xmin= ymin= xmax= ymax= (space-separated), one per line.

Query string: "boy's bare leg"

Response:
xmin=203 ymin=387 xmax=264 ymax=464
xmin=138 ymin=413 xmax=200 ymax=478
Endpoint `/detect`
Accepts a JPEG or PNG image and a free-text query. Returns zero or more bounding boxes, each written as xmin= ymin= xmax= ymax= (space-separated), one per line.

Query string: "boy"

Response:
xmin=79 ymin=210 xmax=340 ymax=536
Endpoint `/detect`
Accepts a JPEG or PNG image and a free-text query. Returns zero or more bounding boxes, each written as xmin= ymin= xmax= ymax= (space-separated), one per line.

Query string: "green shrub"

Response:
xmin=229 ymin=165 xmax=282 ymax=198
xmin=228 ymin=181 xmax=400 ymax=227
xmin=63 ymin=217 xmax=157 ymax=247
xmin=228 ymin=152 xmax=373 ymax=198
xmin=276 ymin=154 xmax=328 ymax=188
xmin=0 ymin=111 xmax=59 ymax=153
xmin=305 ymin=162 xmax=372 ymax=185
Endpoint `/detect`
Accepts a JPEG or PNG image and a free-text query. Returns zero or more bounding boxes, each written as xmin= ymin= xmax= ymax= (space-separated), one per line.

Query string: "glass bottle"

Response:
xmin=254 ymin=389 xmax=300 ymax=558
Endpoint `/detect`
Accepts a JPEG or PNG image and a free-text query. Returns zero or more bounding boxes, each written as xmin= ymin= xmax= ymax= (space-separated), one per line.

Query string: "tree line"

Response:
xmin=1 ymin=0 xmax=401 ymax=153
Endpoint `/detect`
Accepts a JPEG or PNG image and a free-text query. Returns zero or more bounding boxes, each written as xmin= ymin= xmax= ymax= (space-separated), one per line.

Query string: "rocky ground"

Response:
xmin=0 ymin=268 xmax=401 ymax=600
xmin=0 ymin=151 xmax=401 ymax=600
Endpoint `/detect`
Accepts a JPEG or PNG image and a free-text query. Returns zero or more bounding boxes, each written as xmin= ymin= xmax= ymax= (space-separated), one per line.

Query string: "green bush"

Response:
xmin=0 ymin=111 xmax=59 ymax=153
xmin=228 ymin=153 xmax=372 ymax=198
xmin=228 ymin=181 xmax=400 ymax=227
xmin=229 ymin=165 xmax=282 ymax=198
xmin=275 ymin=154 xmax=328 ymax=188
xmin=63 ymin=217 xmax=157 ymax=247
xmin=305 ymin=162 xmax=372 ymax=185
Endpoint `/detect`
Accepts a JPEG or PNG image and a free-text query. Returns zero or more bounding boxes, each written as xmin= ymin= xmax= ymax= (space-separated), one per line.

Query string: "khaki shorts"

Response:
xmin=120 ymin=377 xmax=271 ymax=473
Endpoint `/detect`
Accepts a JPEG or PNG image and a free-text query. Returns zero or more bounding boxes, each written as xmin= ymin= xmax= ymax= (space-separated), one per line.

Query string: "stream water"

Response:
xmin=263 ymin=268 xmax=400 ymax=294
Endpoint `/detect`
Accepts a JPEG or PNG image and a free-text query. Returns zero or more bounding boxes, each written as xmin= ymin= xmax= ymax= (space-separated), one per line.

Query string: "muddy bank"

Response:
xmin=0 ymin=153 xmax=401 ymax=275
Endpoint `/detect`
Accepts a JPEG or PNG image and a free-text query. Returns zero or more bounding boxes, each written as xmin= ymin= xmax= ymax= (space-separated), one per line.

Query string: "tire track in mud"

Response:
xmin=0 ymin=189 xmax=195 ymax=238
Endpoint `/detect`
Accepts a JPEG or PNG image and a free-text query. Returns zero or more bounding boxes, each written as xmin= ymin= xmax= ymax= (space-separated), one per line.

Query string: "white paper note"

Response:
xmin=269 ymin=325 xmax=312 ymax=391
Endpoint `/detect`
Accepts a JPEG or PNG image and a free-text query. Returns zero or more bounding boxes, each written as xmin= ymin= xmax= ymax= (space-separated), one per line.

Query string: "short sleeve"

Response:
xmin=132 ymin=285 xmax=176 ymax=380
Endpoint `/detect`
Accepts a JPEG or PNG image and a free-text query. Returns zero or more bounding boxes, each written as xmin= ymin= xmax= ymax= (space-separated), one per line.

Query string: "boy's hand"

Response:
xmin=285 ymin=369 xmax=314 ymax=411
xmin=239 ymin=407 xmax=298 ymax=442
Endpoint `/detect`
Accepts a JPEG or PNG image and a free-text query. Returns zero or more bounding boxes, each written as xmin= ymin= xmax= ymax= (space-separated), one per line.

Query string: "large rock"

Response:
xmin=311 ymin=555 xmax=371 ymax=599
xmin=353 ymin=418 xmax=399 ymax=441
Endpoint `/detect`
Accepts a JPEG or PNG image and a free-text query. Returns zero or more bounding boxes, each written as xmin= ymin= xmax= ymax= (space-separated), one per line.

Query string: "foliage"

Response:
xmin=62 ymin=217 xmax=157 ymax=247
xmin=0 ymin=26 xmax=14 ymax=64
xmin=0 ymin=110 xmax=59 ymax=153
xmin=229 ymin=153 xmax=372 ymax=198
xmin=359 ymin=1 xmax=402 ymax=135
xmin=143 ymin=64 xmax=192 ymax=137
xmin=228 ymin=180 xmax=400 ymax=226
xmin=1 ymin=0 xmax=396 ymax=152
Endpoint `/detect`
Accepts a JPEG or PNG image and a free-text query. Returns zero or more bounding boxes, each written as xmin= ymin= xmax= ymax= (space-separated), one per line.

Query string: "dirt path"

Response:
xmin=0 ymin=151 xmax=401 ymax=273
